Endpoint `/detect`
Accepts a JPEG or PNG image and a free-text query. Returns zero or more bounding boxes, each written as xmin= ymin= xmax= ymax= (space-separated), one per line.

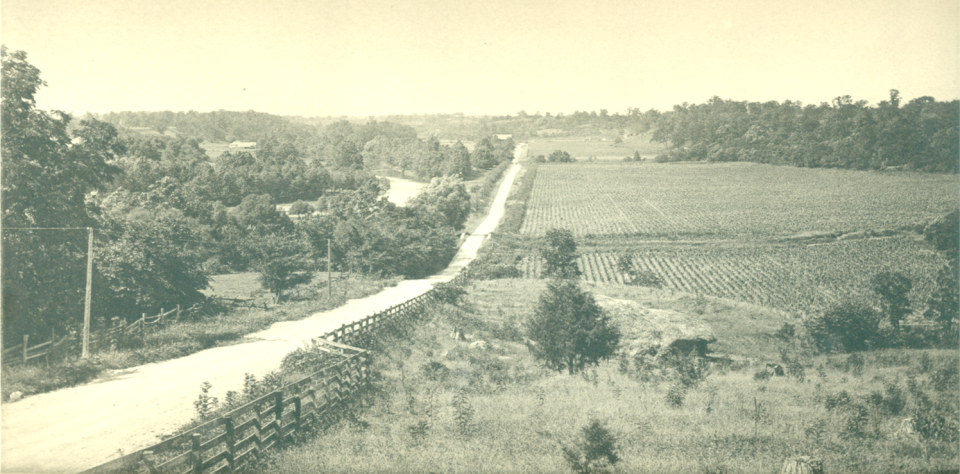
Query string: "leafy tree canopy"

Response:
xmin=541 ymin=228 xmax=581 ymax=279
xmin=409 ymin=175 xmax=471 ymax=231
xmin=525 ymin=280 xmax=621 ymax=374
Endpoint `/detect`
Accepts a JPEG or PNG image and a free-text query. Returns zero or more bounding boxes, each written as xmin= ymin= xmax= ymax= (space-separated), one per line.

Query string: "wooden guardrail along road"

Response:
xmin=81 ymin=271 xmax=465 ymax=474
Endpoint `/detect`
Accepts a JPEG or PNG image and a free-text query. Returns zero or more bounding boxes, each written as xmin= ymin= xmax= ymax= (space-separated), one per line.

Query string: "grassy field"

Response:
xmin=258 ymin=280 xmax=958 ymax=473
xmin=519 ymin=162 xmax=957 ymax=238
xmin=527 ymin=134 xmax=665 ymax=160
xmin=198 ymin=142 xmax=238 ymax=160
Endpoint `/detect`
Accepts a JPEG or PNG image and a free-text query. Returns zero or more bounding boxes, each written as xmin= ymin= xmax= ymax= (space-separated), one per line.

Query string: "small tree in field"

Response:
xmin=870 ymin=271 xmax=912 ymax=330
xmin=541 ymin=228 xmax=581 ymax=279
xmin=525 ymin=280 xmax=620 ymax=375
xmin=562 ymin=419 xmax=621 ymax=474
xmin=548 ymin=150 xmax=575 ymax=163
xmin=243 ymin=233 xmax=313 ymax=302
xmin=806 ymin=301 xmax=881 ymax=352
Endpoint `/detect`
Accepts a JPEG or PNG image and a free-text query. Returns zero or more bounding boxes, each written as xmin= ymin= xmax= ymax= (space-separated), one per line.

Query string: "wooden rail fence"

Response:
xmin=80 ymin=270 xmax=467 ymax=474
xmin=2 ymin=304 xmax=203 ymax=366
xmin=83 ymin=345 xmax=369 ymax=474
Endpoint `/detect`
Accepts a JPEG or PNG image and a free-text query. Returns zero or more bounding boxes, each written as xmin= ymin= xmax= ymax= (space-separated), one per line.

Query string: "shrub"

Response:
xmin=773 ymin=322 xmax=796 ymax=341
xmin=280 ymin=343 xmax=336 ymax=372
xmin=452 ymin=389 xmax=475 ymax=437
xmin=824 ymin=390 xmax=852 ymax=410
xmin=665 ymin=382 xmax=686 ymax=408
xmin=561 ymin=419 xmax=620 ymax=474
xmin=912 ymin=392 xmax=959 ymax=443
xmin=433 ymin=285 xmax=467 ymax=306
xmin=662 ymin=351 xmax=710 ymax=388
xmin=616 ymin=252 xmax=664 ymax=287
xmin=407 ymin=420 xmax=431 ymax=444
xmin=753 ymin=369 xmax=772 ymax=381
xmin=469 ymin=261 xmax=523 ymax=280
xmin=930 ymin=356 xmax=959 ymax=393
xmin=805 ymin=302 xmax=881 ymax=352
xmin=840 ymin=403 xmax=870 ymax=440
xmin=548 ymin=150 xmax=575 ymax=163
xmin=786 ymin=362 xmax=805 ymax=383
xmin=420 ymin=361 xmax=450 ymax=382
xmin=846 ymin=353 xmax=865 ymax=377
xmin=867 ymin=382 xmax=906 ymax=416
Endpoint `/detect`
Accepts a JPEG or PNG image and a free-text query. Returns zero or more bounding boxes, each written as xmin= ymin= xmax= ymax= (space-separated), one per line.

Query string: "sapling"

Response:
xmin=194 ymin=381 xmax=219 ymax=419
xmin=452 ymin=389 xmax=475 ymax=437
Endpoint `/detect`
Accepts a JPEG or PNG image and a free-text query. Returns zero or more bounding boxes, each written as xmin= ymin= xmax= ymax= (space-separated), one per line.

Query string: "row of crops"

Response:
xmin=520 ymin=237 xmax=946 ymax=316
xmin=520 ymin=162 xmax=957 ymax=237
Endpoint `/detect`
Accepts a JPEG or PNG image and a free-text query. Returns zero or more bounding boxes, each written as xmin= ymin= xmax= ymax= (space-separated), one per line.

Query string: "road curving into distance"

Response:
xmin=0 ymin=144 xmax=527 ymax=474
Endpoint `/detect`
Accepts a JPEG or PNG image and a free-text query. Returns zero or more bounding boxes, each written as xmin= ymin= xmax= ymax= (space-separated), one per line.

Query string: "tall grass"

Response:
xmin=258 ymin=280 xmax=958 ymax=473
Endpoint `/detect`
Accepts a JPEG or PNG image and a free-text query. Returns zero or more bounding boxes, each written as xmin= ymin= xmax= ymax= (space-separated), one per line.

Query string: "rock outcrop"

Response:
xmin=595 ymin=295 xmax=716 ymax=359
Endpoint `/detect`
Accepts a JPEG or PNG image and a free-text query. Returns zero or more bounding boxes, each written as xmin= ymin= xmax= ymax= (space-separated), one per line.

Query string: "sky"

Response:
xmin=2 ymin=0 xmax=958 ymax=117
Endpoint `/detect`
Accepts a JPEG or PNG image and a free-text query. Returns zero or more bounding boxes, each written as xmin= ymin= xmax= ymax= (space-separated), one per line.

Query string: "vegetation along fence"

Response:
xmin=2 ymin=304 xmax=203 ymax=366
xmin=81 ymin=270 xmax=466 ymax=474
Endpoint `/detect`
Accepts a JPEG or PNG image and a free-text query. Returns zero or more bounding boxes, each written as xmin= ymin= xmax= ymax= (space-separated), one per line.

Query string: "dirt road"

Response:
xmin=0 ymin=146 xmax=525 ymax=474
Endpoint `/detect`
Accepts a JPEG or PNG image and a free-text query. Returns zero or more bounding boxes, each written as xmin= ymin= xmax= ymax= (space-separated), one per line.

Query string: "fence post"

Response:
xmin=23 ymin=334 xmax=28 ymax=364
xmin=224 ymin=415 xmax=235 ymax=472
xmin=190 ymin=432 xmax=202 ymax=474
xmin=141 ymin=313 xmax=146 ymax=338
xmin=293 ymin=396 xmax=301 ymax=437
xmin=159 ymin=308 xmax=164 ymax=325
xmin=176 ymin=304 xmax=181 ymax=322
xmin=306 ymin=387 xmax=316 ymax=423
xmin=274 ymin=390 xmax=285 ymax=441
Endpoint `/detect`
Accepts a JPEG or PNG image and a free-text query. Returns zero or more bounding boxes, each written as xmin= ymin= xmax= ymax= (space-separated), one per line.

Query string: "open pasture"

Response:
xmin=520 ymin=236 xmax=946 ymax=315
xmin=520 ymin=162 xmax=958 ymax=238
xmin=527 ymin=133 xmax=665 ymax=160
xmin=261 ymin=279 xmax=959 ymax=474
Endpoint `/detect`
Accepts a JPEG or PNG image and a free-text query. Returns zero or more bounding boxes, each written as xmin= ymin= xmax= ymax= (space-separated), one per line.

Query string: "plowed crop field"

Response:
xmin=520 ymin=162 xmax=957 ymax=237
xmin=520 ymin=236 xmax=946 ymax=314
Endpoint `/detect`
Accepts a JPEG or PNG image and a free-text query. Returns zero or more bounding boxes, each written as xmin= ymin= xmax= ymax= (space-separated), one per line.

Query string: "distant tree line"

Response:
xmin=1 ymin=47 xmax=475 ymax=347
xmin=652 ymin=92 xmax=959 ymax=172
xmin=383 ymin=93 xmax=958 ymax=174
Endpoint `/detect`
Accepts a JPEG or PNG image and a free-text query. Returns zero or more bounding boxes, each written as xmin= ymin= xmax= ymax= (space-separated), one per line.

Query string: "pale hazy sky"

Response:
xmin=2 ymin=0 xmax=958 ymax=117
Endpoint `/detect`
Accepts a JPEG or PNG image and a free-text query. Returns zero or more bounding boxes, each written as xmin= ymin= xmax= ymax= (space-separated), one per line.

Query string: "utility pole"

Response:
xmin=82 ymin=227 xmax=93 ymax=358
xmin=327 ymin=239 xmax=332 ymax=298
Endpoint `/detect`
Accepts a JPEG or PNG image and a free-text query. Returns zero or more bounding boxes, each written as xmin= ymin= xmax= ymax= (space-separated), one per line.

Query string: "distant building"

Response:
xmin=229 ymin=141 xmax=257 ymax=149
xmin=496 ymin=134 xmax=513 ymax=140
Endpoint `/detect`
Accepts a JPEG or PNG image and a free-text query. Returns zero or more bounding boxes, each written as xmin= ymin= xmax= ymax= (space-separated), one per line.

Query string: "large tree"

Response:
xmin=525 ymin=280 xmax=620 ymax=375
xmin=540 ymin=228 xmax=581 ymax=279
xmin=2 ymin=47 xmax=123 ymax=343
xmin=923 ymin=209 xmax=959 ymax=334
xmin=242 ymin=233 xmax=313 ymax=302
xmin=409 ymin=175 xmax=471 ymax=231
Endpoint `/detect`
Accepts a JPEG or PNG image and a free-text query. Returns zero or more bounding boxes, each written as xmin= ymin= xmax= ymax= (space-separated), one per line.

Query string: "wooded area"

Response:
xmin=1 ymin=47 xmax=514 ymax=349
